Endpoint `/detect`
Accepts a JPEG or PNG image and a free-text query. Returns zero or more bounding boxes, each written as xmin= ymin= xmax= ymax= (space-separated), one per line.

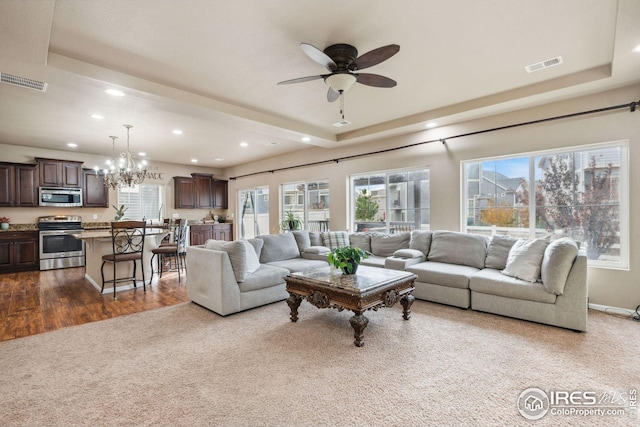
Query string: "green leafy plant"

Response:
xmin=355 ymin=189 xmax=379 ymax=221
xmin=328 ymin=246 xmax=369 ymax=275
xmin=113 ymin=204 xmax=127 ymax=221
xmin=280 ymin=210 xmax=303 ymax=231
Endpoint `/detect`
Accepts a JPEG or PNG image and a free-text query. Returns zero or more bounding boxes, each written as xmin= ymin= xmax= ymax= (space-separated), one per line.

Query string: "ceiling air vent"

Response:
xmin=525 ymin=56 xmax=563 ymax=73
xmin=0 ymin=72 xmax=48 ymax=92
xmin=332 ymin=119 xmax=351 ymax=127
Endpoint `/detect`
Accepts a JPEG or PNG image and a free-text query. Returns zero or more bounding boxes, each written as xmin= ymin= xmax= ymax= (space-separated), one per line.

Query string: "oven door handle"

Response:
xmin=39 ymin=230 xmax=82 ymax=235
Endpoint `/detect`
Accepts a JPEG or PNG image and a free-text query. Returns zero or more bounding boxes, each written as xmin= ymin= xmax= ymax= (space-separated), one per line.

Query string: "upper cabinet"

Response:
xmin=0 ymin=162 xmax=39 ymax=207
xmin=174 ymin=174 xmax=228 ymax=209
xmin=36 ymin=158 xmax=82 ymax=188
xmin=82 ymin=169 xmax=109 ymax=208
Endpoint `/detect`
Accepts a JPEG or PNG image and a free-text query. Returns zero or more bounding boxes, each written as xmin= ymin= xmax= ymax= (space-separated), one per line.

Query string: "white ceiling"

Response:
xmin=0 ymin=0 xmax=639 ymax=169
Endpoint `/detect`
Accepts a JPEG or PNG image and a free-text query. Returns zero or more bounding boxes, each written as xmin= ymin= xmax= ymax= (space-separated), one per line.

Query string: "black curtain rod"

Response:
xmin=229 ymin=99 xmax=639 ymax=181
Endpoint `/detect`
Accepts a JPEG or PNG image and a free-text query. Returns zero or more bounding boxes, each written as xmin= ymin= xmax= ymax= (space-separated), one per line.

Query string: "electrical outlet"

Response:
xmin=172 ymin=213 xmax=179 ymax=218
xmin=92 ymin=214 xmax=98 ymax=220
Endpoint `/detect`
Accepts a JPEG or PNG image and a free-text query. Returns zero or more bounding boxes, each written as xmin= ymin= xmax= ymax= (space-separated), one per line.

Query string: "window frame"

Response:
xmin=280 ymin=179 xmax=330 ymax=232
xmin=461 ymin=140 xmax=629 ymax=270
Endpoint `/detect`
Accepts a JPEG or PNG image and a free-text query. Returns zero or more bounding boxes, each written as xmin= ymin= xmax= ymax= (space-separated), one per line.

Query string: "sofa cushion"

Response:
xmin=321 ymin=231 xmax=349 ymax=249
xmin=541 ymin=238 xmax=579 ymax=295
xmin=257 ymin=233 xmax=301 ymax=263
xmin=470 ymin=268 xmax=557 ymax=304
xmin=309 ymin=232 xmax=323 ymax=246
xmin=292 ymin=230 xmax=311 ymax=252
xmin=360 ymin=256 xmax=386 ymax=268
xmin=407 ymin=261 xmax=479 ymax=290
xmin=370 ymin=232 xmax=410 ymax=257
xmin=409 ymin=230 xmax=433 ymax=255
xmin=393 ymin=248 xmax=425 ymax=259
xmin=349 ymin=233 xmax=371 ymax=252
xmin=237 ymin=264 xmax=290 ymax=293
xmin=266 ymin=258 xmax=328 ymax=273
xmin=204 ymin=239 xmax=259 ymax=283
xmin=485 ymin=235 xmax=518 ymax=270
xmin=427 ymin=231 xmax=488 ymax=269
xmin=501 ymin=237 xmax=549 ymax=283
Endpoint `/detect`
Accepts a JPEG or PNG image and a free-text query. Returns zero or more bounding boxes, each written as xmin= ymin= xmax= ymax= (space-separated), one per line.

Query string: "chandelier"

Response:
xmin=103 ymin=124 xmax=148 ymax=189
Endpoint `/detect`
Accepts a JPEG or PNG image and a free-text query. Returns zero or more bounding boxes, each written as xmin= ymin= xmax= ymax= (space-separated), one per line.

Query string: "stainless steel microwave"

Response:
xmin=38 ymin=187 xmax=83 ymax=207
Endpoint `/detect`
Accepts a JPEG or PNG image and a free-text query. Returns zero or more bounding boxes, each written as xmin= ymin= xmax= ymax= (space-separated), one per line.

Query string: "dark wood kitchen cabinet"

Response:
xmin=0 ymin=162 xmax=38 ymax=207
xmin=82 ymin=168 xmax=109 ymax=207
xmin=36 ymin=158 xmax=82 ymax=188
xmin=0 ymin=231 xmax=39 ymax=273
xmin=173 ymin=174 xmax=228 ymax=210
xmin=174 ymin=176 xmax=196 ymax=209
xmin=194 ymin=174 xmax=213 ymax=208
xmin=213 ymin=179 xmax=228 ymax=209
xmin=189 ymin=223 xmax=232 ymax=245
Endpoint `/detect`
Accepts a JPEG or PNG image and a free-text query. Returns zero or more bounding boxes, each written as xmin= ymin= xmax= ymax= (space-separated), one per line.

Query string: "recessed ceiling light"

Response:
xmin=240 ymin=142 xmax=249 ymax=147
xmin=266 ymin=142 xmax=279 ymax=147
xmin=67 ymin=142 xmax=77 ymax=148
xmin=105 ymin=88 xmax=125 ymax=96
xmin=91 ymin=114 xmax=104 ymax=120
xmin=138 ymin=152 xmax=146 ymax=157
xmin=214 ymin=158 xmax=224 ymax=161
xmin=191 ymin=159 xmax=198 ymax=163
xmin=301 ymin=136 xmax=311 ymax=142
xmin=633 ymin=44 xmax=640 ymax=53
xmin=172 ymin=129 xmax=183 ymax=135
xmin=425 ymin=122 xmax=438 ymax=128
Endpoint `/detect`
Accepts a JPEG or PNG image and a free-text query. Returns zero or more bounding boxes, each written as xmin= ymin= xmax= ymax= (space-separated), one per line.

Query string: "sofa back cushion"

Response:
xmin=349 ymin=233 xmax=371 ymax=252
xmin=257 ymin=232 xmax=301 ymax=263
xmin=321 ymin=231 xmax=350 ymax=250
xmin=292 ymin=230 xmax=311 ymax=253
xmin=485 ymin=235 xmax=518 ymax=270
xmin=246 ymin=238 xmax=264 ymax=259
xmin=370 ymin=232 xmax=410 ymax=257
xmin=409 ymin=230 xmax=433 ymax=256
xmin=204 ymin=239 xmax=260 ymax=283
xmin=541 ymin=238 xmax=579 ymax=295
xmin=501 ymin=237 xmax=549 ymax=283
xmin=427 ymin=231 xmax=488 ymax=269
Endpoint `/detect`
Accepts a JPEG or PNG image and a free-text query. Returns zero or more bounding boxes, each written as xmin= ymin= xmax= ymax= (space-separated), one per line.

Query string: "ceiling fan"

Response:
xmin=278 ymin=43 xmax=400 ymax=102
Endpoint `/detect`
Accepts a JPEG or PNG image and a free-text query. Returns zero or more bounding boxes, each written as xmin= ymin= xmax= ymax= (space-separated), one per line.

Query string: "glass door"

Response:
xmin=238 ymin=187 xmax=269 ymax=238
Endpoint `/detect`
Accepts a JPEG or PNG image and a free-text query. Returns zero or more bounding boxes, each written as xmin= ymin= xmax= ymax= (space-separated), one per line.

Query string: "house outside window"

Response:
xmin=281 ymin=180 xmax=330 ymax=232
xmin=117 ymin=184 xmax=163 ymax=221
xmin=462 ymin=141 xmax=628 ymax=269
xmin=350 ymin=168 xmax=430 ymax=233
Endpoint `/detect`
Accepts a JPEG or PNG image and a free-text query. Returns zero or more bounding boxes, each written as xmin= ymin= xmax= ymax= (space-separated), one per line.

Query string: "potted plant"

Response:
xmin=280 ymin=210 xmax=303 ymax=231
xmin=113 ymin=204 xmax=127 ymax=221
xmin=0 ymin=216 xmax=9 ymax=230
xmin=328 ymin=246 xmax=369 ymax=275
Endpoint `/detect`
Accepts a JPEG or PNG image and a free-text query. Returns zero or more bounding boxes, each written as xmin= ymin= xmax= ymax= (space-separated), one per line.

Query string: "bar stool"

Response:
xmin=100 ymin=221 xmax=147 ymax=299
xmin=150 ymin=221 xmax=187 ymax=283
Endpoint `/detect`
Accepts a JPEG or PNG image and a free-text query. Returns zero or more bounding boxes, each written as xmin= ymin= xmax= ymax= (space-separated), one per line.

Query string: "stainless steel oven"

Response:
xmin=38 ymin=215 xmax=85 ymax=270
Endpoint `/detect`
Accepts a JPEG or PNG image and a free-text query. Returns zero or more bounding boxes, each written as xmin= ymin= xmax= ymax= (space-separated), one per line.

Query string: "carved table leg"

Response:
xmin=400 ymin=293 xmax=415 ymax=320
xmin=349 ymin=312 xmax=369 ymax=347
xmin=286 ymin=293 xmax=302 ymax=322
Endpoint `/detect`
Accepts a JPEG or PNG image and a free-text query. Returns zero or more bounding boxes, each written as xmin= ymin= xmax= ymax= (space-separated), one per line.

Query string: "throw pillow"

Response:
xmin=349 ymin=233 xmax=371 ymax=252
xmin=204 ymin=239 xmax=253 ymax=282
xmin=485 ymin=235 xmax=518 ymax=270
xmin=370 ymin=232 xmax=410 ymax=257
xmin=309 ymin=232 xmax=323 ymax=246
xmin=541 ymin=238 xmax=579 ymax=295
xmin=409 ymin=230 xmax=432 ymax=256
xmin=501 ymin=237 xmax=550 ymax=282
xmin=321 ymin=231 xmax=349 ymax=250
xmin=246 ymin=238 xmax=264 ymax=259
xmin=292 ymin=230 xmax=311 ymax=252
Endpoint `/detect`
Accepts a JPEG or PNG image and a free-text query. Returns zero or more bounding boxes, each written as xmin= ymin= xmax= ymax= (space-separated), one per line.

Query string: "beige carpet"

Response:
xmin=1 ymin=299 xmax=638 ymax=426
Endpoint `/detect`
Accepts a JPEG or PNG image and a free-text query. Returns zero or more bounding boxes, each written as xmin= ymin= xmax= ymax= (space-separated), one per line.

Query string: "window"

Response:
xmin=238 ymin=187 xmax=269 ymax=238
xmin=462 ymin=141 xmax=628 ymax=269
xmin=281 ymin=180 xmax=330 ymax=232
xmin=117 ymin=184 xmax=163 ymax=221
xmin=350 ymin=168 xmax=430 ymax=233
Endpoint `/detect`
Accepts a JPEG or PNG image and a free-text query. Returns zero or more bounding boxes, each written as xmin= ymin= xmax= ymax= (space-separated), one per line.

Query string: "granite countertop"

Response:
xmin=0 ymin=223 xmax=38 ymax=232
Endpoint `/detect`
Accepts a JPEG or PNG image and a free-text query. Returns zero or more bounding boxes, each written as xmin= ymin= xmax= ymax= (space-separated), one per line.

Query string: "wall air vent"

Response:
xmin=0 ymin=72 xmax=48 ymax=91
xmin=525 ymin=56 xmax=563 ymax=73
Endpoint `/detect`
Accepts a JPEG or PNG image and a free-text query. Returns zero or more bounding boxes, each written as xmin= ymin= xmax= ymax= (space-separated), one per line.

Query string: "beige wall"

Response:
xmin=225 ymin=84 xmax=640 ymax=310
xmin=0 ymin=144 xmax=226 ymax=224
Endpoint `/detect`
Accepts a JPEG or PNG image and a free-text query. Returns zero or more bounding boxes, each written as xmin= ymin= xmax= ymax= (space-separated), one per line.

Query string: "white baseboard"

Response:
xmin=588 ymin=303 xmax=635 ymax=316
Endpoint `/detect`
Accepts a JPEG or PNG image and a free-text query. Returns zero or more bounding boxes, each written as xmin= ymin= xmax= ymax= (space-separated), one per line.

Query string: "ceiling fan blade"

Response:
xmin=356 ymin=73 xmax=397 ymax=88
xmin=300 ymin=43 xmax=337 ymax=71
xmin=327 ymin=87 xmax=340 ymax=102
xmin=350 ymin=44 xmax=400 ymax=71
xmin=277 ymin=75 xmax=325 ymax=85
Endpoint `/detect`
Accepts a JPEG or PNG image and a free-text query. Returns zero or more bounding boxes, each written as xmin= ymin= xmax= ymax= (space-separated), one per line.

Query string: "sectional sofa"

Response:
xmin=186 ymin=229 xmax=587 ymax=331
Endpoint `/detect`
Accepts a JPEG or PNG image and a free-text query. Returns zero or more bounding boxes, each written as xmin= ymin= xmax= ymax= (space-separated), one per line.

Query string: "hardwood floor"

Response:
xmin=0 ymin=266 xmax=188 ymax=342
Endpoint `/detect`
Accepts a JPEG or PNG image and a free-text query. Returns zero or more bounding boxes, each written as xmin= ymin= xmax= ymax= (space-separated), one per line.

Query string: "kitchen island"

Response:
xmin=77 ymin=228 xmax=169 ymax=295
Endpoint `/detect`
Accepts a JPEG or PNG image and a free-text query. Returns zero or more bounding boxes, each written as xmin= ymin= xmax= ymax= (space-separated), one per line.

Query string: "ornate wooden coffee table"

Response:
xmin=285 ymin=265 xmax=417 ymax=347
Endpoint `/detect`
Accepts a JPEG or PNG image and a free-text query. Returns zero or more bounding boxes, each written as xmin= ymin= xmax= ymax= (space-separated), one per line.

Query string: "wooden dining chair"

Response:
xmin=100 ymin=221 xmax=147 ymax=299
